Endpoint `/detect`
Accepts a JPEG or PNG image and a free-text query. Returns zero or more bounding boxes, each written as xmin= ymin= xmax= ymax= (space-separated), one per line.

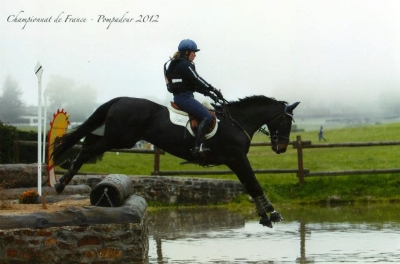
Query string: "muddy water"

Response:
xmin=146 ymin=205 xmax=400 ymax=263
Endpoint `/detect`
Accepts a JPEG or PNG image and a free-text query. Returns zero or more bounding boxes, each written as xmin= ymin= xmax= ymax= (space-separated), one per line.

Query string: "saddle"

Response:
xmin=170 ymin=102 xmax=217 ymax=133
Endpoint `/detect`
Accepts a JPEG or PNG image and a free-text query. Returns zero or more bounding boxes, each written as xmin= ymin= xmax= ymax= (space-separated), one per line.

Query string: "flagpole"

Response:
xmin=42 ymin=89 xmax=47 ymax=162
xmin=34 ymin=62 xmax=43 ymax=196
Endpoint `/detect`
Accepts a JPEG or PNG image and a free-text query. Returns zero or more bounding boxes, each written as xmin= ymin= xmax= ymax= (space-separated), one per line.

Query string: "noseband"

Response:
xmin=261 ymin=107 xmax=294 ymax=144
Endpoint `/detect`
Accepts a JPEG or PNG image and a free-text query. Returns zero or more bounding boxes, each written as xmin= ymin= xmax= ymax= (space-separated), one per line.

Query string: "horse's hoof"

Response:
xmin=54 ymin=182 xmax=65 ymax=194
xmin=259 ymin=217 xmax=273 ymax=228
xmin=270 ymin=211 xmax=283 ymax=223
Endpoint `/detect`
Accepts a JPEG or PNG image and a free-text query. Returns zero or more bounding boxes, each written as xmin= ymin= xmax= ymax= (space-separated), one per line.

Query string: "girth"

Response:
xmin=170 ymin=101 xmax=217 ymax=132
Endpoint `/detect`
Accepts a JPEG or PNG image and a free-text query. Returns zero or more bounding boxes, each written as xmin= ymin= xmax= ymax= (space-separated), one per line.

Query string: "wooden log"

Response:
xmin=157 ymin=168 xmax=307 ymax=176
xmin=0 ymin=185 xmax=91 ymax=199
xmin=250 ymin=140 xmax=312 ymax=147
xmin=18 ymin=140 xmax=166 ymax=154
xmin=34 ymin=194 xmax=89 ymax=204
xmin=71 ymin=175 xmax=105 ymax=188
xmin=300 ymin=141 xmax=400 ymax=148
xmin=0 ymin=195 xmax=147 ymax=230
xmin=0 ymin=164 xmax=47 ymax=188
xmin=90 ymin=174 xmax=133 ymax=207
xmin=306 ymin=168 xmax=400 ymax=177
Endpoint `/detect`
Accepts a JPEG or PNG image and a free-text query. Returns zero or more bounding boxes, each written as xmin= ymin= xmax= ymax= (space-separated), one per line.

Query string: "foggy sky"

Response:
xmin=1 ymin=0 xmax=399 ymax=116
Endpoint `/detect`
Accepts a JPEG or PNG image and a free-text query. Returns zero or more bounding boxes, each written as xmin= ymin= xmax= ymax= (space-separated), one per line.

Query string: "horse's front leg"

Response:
xmin=253 ymin=194 xmax=284 ymax=227
xmin=227 ymin=157 xmax=283 ymax=228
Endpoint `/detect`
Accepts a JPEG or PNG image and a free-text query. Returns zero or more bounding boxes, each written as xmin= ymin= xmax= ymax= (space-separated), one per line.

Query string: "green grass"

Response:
xmin=68 ymin=122 xmax=400 ymax=207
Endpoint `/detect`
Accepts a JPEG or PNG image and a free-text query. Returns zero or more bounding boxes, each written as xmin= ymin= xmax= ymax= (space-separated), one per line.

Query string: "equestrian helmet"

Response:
xmin=178 ymin=39 xmax=200 ymax=52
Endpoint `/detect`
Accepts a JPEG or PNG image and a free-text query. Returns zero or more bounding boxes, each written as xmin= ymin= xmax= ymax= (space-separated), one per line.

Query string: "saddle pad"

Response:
xmin=168 ymin=107 xmax=218 ymax=139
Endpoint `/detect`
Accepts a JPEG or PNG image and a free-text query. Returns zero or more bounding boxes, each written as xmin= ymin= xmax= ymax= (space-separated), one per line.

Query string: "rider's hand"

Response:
xmin=213 ymin=88 xmax=223 ymax=100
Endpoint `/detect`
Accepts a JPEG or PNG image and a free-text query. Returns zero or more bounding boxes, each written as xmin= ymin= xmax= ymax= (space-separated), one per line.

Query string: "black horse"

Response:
xmin=52 ymin=95 xmax=299 ymax=228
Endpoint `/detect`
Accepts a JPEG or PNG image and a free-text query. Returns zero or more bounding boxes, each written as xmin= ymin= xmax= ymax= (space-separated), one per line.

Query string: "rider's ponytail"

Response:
xmin=171 ymin=51 xmax=180 ymax=59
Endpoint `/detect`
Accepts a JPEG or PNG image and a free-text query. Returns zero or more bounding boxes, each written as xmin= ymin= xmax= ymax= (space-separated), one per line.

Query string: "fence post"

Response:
xmin=296 ymin=135 xmax=305 ymax=186
xmin=152 ymin=147 xmax=161 ymax=175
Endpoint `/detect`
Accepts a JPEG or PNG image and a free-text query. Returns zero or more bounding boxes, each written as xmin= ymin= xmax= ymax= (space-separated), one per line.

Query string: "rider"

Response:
xmin=164 ymin=39 xmax=223 ymax=157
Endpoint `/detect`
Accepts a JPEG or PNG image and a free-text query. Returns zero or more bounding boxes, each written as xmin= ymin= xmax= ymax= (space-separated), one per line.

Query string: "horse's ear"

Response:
xmin=285 ymin=102 xmax=300 ymax=113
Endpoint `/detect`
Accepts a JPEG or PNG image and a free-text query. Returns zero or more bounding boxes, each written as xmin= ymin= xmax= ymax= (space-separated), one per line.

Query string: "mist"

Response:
xmin=1 ymin=0 xmax=399 ymax=126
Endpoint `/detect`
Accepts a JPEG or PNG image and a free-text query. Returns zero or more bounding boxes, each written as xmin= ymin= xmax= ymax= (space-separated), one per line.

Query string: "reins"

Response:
xmin=214 ymin=98 xmax=293 ymax=142
xmin=212 ymin=99 xmax=246 ymax=140
xmin=215 ymin=98 xmax=268 ymax=141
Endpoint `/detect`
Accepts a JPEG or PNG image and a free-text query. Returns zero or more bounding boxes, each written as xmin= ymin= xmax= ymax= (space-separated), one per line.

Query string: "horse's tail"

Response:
xmin=52 ymin=97 xmax=121 ymax=161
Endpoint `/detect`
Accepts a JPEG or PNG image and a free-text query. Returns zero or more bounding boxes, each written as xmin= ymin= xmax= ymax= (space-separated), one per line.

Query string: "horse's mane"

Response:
xmin=228 ymin=95 xmax=287 ymax=107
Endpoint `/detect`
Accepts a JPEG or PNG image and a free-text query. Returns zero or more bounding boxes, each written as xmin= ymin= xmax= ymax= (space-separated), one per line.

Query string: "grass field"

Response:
xmin=71 ymin=122 xmax=400 ymax=207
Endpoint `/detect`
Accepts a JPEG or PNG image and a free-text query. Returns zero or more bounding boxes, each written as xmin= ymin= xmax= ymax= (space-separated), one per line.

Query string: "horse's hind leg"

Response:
xmin=55 ymin=135 xmax=110 ymax=194
xmin=227 ymin=157 xmax=283 ymax=228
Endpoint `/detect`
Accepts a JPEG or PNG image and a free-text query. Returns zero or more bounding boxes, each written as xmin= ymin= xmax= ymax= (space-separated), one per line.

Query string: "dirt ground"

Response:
xmin=0 ymin=197 xmax=91 ymax=216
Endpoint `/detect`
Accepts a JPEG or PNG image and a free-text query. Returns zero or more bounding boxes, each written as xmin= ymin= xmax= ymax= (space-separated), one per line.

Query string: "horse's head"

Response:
xmin=266 ymin=101 xmax=300 ymax=154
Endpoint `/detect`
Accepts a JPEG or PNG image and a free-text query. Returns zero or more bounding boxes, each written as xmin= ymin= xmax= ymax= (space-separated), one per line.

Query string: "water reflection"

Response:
xmin=146 ymin=205 xmax=400 ymax=263
xmin=147 ymin=208 xmax=245 ymax=264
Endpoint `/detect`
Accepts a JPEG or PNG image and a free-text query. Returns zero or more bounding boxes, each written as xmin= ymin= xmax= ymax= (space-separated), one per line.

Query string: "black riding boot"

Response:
xmin=191 ymin=119 xmax=211 ymax=157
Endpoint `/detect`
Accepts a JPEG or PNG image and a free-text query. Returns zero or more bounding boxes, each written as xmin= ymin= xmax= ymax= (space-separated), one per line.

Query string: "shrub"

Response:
xmin=19 ymin=190 xmax=39 ymax=204
xmin=0 ymin=120 xmax=18 ymax=164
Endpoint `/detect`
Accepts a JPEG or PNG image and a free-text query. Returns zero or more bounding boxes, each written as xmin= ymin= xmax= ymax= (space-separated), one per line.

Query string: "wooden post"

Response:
xmin=296 ymin=135 xmax=305 ymax=186
xmin=152 ymin=147 xmax=161 ymax=175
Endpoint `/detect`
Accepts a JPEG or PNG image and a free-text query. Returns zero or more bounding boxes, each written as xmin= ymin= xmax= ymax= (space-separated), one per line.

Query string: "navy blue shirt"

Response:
xmin=166 ymin=58 xmax=213 ymax=95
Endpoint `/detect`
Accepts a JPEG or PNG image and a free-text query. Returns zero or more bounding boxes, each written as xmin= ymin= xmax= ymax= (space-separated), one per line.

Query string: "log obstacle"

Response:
xmin=0 ymin=164 xmax=47 ymax=188
xmin=0 ymin=195 xmax=147 ymax=229
xmin=0 ymin=163 xmax=91 ymax=200
xmin=0 ymin=174 xmax=149 ymax=263
xmin=0 ymin=185 xmax=91 ymax=200
xmin=90 ymin=174 xmax=132 ymax=207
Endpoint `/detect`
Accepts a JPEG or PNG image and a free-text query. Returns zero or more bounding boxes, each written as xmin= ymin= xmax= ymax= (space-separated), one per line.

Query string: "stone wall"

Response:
xmin=72 ymin=175 xmax=245 ymax=205
xmin=0 ymin=195 xmax=148 ymax=263
xmin=0 ymin=164 xmax=245 ymax=205
xmin=0 ymin=221 xmax=148 ymax=263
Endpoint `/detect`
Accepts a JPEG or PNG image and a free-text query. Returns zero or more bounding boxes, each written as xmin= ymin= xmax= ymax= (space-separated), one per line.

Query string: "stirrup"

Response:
xmin=191 ymin=143 xmax=210 ymax=157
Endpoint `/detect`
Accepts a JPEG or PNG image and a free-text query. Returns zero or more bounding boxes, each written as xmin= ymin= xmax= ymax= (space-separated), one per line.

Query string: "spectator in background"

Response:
xmin=318 ymin=126 xmax=327 ymax=142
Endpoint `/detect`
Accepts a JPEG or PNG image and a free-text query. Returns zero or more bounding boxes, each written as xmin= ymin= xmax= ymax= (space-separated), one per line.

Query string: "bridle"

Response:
xmin=266 ymin=111 xmax=294 ymax=144
xmin=216 ymin=98 xmax=295 ymax=143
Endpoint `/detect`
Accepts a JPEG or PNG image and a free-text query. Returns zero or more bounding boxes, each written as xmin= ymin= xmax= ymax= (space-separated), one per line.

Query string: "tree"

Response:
xmin=0 ymin=75 xmax=25 ymax=123
xmin=45 ymin=75 xmax=98 ymax=122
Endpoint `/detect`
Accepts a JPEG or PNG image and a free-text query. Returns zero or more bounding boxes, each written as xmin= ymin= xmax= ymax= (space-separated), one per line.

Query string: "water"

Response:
xmin=146 ymin=206 xmax=400 ymax=263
